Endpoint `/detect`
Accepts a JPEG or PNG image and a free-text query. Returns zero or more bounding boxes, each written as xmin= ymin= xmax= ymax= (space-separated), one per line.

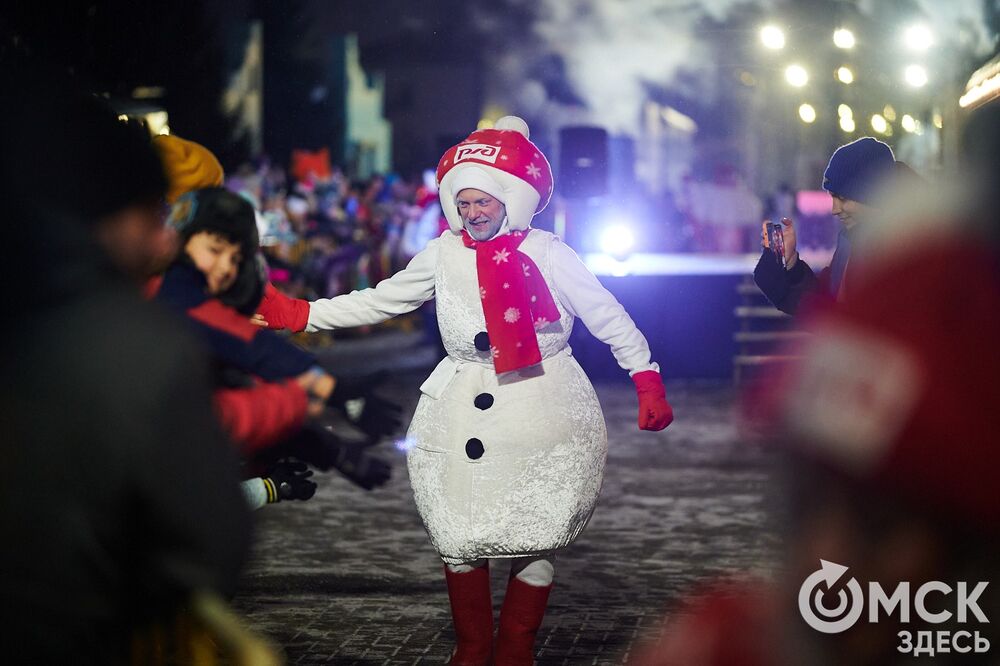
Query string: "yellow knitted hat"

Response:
xmin=154 ymin=134 xmax=224 ymax=203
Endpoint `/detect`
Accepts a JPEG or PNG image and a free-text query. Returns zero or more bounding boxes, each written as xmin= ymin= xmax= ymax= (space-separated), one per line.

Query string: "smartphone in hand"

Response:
xmin=765 ymin=221 xmax=786 ymax=268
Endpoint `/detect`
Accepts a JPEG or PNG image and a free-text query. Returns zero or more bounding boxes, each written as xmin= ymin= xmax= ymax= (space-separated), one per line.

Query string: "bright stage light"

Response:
xmin=600 ymin=224 xmax=636 ymax=259
xmin=760 ymin=25 xmax=785 ymax=50
xmin=785 ymin=64 xmax=808 ymax=87
xmin=871 ymin=114 xmax=888 ymax=134
xmin=798 ymin=104 xmax=816 ymax=123
xmin=904 ymin=25 xmax=933 ymax=51
xmin=838 ymin=104 xmax=853 ymax=118
xmin=904 ymin=64 xmax=928 ymax=88
xmin=833 ymin=28 xmax=855 ymax=49
xmin=901 ymin=114 xmax=917 ymax=133
xmin=837 ymin=66 xmax=854 ymax=84
xmin=840 ymin=116 xmax=856 ymax=133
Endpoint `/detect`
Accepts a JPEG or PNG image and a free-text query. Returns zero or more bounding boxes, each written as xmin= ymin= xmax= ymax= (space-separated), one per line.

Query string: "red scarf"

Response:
xmin=461 ymin=229 xmax=560 ymax=374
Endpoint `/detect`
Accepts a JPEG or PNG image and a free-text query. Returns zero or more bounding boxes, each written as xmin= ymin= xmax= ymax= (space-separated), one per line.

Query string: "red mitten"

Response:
xmin=632 ymin=370 xmax=674 ymax=431
xmin=257 ymin=282 xmax=310 ymax=332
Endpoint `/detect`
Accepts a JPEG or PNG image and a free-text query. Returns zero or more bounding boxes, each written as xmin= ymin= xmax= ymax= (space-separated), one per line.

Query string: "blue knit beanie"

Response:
xmin=822 ymin=137 xmax=895 ymax=205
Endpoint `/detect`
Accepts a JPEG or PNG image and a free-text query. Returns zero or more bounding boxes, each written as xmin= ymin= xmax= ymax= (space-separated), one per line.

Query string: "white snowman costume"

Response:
xmin=305 ymin=117 xmax=659 ymax=565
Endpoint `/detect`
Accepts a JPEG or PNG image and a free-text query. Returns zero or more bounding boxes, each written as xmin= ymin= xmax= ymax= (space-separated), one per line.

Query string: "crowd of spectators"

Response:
xmin=221 ymin=153 xmax=841 ymax=303
xmin=224 ymin=156 xmax=444 ymax=309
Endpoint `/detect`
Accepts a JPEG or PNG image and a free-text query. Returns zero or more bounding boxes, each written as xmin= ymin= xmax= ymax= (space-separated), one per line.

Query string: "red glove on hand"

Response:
xmin=257 ymin=282 xmax=310 ymax=332
xmin=632 ymin=370 xmax=674 ymax=431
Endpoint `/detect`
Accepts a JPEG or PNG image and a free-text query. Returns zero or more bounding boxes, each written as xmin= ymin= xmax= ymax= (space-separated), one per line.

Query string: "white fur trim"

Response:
xmin=439 ymin=164 xmax=541 ymax=233
xmin=450 ymin=166 xmax=506 ymax=203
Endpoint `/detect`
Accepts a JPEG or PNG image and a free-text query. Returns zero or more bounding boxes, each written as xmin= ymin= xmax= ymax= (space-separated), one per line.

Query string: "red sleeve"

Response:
xmin=188 ymin=299 xmax=259 ymax=342
xmin=257 ymin=282 xmax=310 ymax=332
xmin=213 ymin=380 xmax=309 ymax=456
xmin=142 ymin=274 xmax=163 ymax=300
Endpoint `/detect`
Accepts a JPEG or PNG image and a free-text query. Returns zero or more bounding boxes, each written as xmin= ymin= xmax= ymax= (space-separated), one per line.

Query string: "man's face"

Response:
xmin=95 ymin=203 xmax=178 ymax=281
xmin=457 ymin=188 xmax=505 ymax=241
xmin=830 ymin=194 xmax=872 ymax=230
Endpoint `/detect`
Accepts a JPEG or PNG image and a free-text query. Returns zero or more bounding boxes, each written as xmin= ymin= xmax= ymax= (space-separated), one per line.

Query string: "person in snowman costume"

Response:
xmin=303 ymin=116 xmax=674 ymax=664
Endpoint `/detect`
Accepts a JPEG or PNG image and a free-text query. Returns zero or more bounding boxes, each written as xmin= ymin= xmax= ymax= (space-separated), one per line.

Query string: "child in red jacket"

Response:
xmin=156 ymin=188 xmax=397 ymax=503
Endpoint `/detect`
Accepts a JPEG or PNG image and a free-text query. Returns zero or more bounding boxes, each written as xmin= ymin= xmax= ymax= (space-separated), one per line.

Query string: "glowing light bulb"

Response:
xmin=761 ymin=25 xmax=785 ymax=50
xmin=785 ymin=64 xmax=808 ymax=87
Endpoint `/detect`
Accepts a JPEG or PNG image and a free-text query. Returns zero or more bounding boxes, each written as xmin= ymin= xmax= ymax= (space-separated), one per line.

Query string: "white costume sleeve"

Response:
xmin=550 ymin=239 xmax=661 ymax=376
xmin=306 ymin=238 xmax=439 ymax=332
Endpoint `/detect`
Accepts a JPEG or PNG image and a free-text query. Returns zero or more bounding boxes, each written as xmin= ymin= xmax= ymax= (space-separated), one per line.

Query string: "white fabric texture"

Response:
xmin=305 ymin=229 xmax=660 ymax=564
xmin=240 ymin=478 xmax=268 ymax=510
xmin=445 ymin=559 xmax=488 ymax=574
xmin=305 ymin=236 xmax=440 ymax=332
xmin=445 ymin=556 xmax=555 ymax=586
xmin=450 ymin=166 xmax=507 ymax=203
xmin=510 ymin=556 xmax=556 ymax=586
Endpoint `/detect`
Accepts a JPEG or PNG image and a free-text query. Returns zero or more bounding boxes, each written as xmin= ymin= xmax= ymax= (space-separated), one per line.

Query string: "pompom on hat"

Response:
xmin=436 ymin=116 xmax=553 ymax=233
xmin=154 ymin=134 xmax=225 ymax=204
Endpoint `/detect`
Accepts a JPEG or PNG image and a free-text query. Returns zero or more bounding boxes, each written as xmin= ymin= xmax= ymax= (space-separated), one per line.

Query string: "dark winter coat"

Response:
xmin=754 ymin=227 xmax=855 ymax=315
xmin=156 ymin=261 xmax=315 ymax=382
xmin=0 ymin=274 xmax=251 ymax=664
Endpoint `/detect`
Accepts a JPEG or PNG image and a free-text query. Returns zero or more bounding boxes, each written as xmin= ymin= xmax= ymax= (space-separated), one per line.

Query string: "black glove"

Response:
xmin=264 ymin=461 xmax=317 ymax=502
xmin=350 ymin=393 xmax=404 ymax=441
xmin=329 ymin=440 xmax=392 ymax=491
xmin=327 ymin=372 xmax=404 ymax=441
xmin=258 ymin=424 xmax=392 ymax=491
xmin=326 ymin=371 xmax=387 ymax=403
xmin=275 ymin=423 xmax=349 ymax=470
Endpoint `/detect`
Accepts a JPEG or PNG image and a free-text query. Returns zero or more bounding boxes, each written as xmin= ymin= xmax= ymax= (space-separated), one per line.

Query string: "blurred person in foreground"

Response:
xmin=632 ymin=107 xmax=1000 ymax=665
xmin=0 ymin=68 xmax=251 ymax=663
xmin=754 ymin=137 xmax=916 ymax=315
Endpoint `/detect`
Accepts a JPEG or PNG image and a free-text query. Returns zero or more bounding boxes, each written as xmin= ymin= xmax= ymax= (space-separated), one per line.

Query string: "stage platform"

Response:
xmin=572 ymin=251 xmax=831 ymax=381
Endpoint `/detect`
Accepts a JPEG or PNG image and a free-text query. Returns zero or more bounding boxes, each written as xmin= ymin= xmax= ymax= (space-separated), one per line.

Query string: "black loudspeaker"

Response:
xmin=558 ymin=126 xmax=608 ymax=198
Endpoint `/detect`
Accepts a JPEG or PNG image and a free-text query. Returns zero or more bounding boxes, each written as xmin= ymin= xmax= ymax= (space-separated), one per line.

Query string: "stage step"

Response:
xmin=733 ymin=331 xmax=810 ymax=343
xmin=732 ymin=354 xmax=800 ymax=366
xmin=734 ymin=306 xmax=789 ymax=318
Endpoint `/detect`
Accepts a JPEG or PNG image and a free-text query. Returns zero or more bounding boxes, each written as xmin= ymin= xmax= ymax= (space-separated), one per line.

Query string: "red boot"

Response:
xmin=493 ymin=576 xmax=552 ymax=665
xmin=445 ymin=564 xmax=494 ymax=665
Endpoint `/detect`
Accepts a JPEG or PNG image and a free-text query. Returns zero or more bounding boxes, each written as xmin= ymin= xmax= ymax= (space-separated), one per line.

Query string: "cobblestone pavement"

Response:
xmin=232 ymin=331 xmax=782 ymax=664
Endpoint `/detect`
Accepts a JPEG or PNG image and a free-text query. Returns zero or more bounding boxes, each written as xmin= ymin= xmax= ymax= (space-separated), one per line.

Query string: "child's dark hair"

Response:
xmin=167 ymin=187 xmax=264 ymax=314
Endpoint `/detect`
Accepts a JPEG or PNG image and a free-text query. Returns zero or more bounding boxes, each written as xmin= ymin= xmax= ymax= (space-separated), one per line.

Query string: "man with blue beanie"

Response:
xmin=754 ymin=137 xmax=898 ymax=314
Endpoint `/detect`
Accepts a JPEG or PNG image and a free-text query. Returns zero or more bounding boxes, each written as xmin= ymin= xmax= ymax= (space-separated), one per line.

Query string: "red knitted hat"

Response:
xmin=436 ymin=116 xmax=554 ymax=233
xmin=775 ymin=239 xmax=1000 ymax=532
